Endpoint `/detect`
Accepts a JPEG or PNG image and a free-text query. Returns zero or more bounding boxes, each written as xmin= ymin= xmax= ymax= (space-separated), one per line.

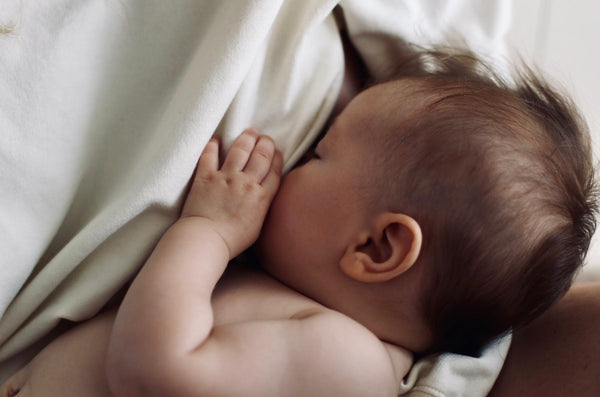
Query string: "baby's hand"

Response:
xmin=181 ymin=129 xmax=282 ymax=258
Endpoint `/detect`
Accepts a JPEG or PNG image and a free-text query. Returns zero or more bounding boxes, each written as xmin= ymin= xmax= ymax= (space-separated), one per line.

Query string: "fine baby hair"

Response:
xmin=367 ymin=48 xmax=598 ymax=355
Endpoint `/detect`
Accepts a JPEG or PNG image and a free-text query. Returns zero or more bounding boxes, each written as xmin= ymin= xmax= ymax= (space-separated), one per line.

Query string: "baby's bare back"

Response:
xmin=0 ymin=267 xmax=333 ymax=397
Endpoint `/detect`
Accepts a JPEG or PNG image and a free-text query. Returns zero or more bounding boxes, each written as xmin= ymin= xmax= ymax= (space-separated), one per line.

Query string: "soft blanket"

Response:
xmin=0 ymin=1 xmax=512 ymax=395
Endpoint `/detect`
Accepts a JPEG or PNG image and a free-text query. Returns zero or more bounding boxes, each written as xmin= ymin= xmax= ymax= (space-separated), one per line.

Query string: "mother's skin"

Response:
xmin=489 ymin=282 xmax=600 ymax=396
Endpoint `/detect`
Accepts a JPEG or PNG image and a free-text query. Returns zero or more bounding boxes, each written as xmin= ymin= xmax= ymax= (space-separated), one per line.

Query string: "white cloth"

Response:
xmin=339 ymin=0 xmax=512 ymax=80
xmin=0 ymin=1 xmax=514 ymax=394
xmin=399 ymin=335 xmax=512 ymax=396
xmin=0 ymin=0 xmax=343 ymax=373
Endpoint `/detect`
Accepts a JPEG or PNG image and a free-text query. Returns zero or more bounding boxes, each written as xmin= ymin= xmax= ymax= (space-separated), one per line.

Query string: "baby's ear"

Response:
xmin=340 ymin=213 xmax=422 ymax=283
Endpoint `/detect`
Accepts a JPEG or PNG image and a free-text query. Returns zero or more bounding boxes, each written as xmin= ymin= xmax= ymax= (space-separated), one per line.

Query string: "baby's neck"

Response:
xmin=310 ymin=279 xmax=432 ymax=353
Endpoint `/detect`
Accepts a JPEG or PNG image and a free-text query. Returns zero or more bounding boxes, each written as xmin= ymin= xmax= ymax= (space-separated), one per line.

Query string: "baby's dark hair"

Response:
xmin=372 ymin=48 xmax=597 ymax=356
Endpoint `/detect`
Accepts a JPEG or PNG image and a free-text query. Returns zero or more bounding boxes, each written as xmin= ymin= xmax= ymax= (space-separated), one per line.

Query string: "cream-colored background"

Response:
xmin=508 ymin=0 xmax=600 ymax=281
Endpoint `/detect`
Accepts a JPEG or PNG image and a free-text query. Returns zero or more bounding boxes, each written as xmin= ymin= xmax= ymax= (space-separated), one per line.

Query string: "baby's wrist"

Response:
xmin=173 ymin=216 xmax=235 ymax=258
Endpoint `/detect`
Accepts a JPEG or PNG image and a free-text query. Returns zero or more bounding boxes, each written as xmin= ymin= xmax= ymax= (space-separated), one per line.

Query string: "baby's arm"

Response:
xmin=105 ymin=129 xmax=280 ymax=391
xmin=105 ymin=129 xmax=399 ymax=397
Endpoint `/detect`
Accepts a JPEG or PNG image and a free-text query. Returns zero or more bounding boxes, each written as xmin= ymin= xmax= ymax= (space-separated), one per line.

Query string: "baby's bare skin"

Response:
xmin=1 ymin=266 xmax=411 ymax=396
xmin=2 ymin=308 xmax=116 ymax=397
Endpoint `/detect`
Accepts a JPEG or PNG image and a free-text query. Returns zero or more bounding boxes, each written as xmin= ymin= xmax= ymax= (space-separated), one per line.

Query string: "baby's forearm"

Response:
xmin=108 ymin=217 xmax=229 ymax=368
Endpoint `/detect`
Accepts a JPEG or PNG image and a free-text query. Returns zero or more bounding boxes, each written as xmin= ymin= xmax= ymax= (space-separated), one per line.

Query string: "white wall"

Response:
xmin=508 ymin=0 xmax=600 ymax=281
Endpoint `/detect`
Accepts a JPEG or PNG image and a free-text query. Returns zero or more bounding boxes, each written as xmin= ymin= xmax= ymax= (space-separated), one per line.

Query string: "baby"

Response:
xmin=1 ymin=49 xmax=596 ymax=397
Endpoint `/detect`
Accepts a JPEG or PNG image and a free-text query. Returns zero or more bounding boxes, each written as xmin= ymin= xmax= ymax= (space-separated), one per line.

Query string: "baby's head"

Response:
xmin=258 ymin=49 xmax=597 ymax=355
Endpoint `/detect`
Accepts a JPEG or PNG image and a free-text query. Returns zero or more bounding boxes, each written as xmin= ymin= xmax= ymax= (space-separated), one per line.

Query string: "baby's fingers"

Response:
xmin=262 ymin=150 xmax=283 ymax=194
xmin=243 ymin=135 xmax=276 ymax=182
xmin=196 ymin=137 xmax=219 ymax=176
xmin=222 ymin=128 xmax=259 ymax=172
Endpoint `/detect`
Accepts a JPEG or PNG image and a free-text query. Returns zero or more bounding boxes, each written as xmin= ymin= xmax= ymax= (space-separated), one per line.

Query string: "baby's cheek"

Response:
xmin=256 ymin=205 xmax=287 ymax=264
xmin=257 ymin=201 xmax=305 ymax=270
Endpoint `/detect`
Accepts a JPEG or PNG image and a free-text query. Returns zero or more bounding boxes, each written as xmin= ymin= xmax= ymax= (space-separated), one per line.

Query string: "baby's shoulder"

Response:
xmin=216 ymin=267 xmax=411 ymax=393
xmin=291 ymin=308 xmax=410 ymax=395
xmin=212 ymin=265 xmax=326 ymax=324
